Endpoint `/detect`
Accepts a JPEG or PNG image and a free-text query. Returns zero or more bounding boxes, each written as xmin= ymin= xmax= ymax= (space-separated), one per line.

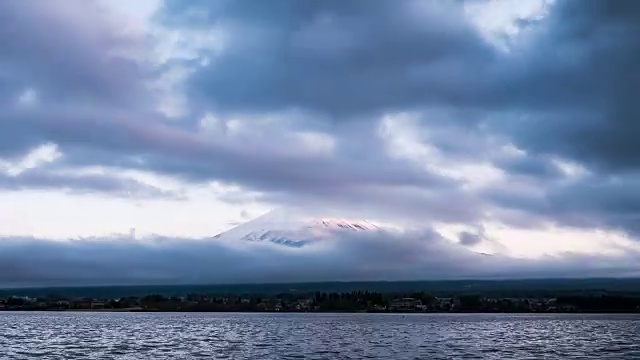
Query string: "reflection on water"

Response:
xmin=1 ymin=312 xmax=640 ymax=359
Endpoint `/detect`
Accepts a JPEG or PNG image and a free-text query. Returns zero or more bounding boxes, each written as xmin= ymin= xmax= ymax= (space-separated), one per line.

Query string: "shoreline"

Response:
xmin=2 ymin=309 xmax=639 ymax=314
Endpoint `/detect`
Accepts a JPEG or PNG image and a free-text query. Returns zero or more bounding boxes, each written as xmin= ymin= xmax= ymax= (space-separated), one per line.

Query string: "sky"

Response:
xmin=2 ymin=0 xmax=640 ymax=286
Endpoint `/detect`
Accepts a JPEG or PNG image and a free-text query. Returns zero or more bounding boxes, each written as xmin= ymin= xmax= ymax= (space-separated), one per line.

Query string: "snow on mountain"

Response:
xmin=213 ymin=209 xmax=382 ymax=247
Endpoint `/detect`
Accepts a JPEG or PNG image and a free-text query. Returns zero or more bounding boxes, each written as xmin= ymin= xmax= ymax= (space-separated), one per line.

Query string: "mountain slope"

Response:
xmin=214 ymin=210 xmax=382 ymax=247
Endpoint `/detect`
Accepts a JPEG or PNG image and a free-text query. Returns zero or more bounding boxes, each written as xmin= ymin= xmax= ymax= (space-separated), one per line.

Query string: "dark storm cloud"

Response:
xmin=495 ymin=1 xmax=640 ymax=171
xmin=461 ymin=1 xmax=640 ymax=236
xmin=1 ymin=230 xmax=638 ymax=288
xmin=160 ymin=0 xmax=498 ymax=116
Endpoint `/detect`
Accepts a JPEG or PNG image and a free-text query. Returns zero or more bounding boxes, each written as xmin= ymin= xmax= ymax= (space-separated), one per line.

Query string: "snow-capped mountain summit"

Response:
xmin=213 ymin=209 xmax=383 ymax=247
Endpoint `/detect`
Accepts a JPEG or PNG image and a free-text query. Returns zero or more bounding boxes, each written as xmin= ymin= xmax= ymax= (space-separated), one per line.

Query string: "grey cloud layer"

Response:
xmin=2 ymin=0 xmax=640 ymax=241
xmin=1 ymin=230 xmax=638 ymax=288
xmin=0 ymin=0 xmax=150 ymax=109
xmin=0 ymin=168 xmax=182 ymax=200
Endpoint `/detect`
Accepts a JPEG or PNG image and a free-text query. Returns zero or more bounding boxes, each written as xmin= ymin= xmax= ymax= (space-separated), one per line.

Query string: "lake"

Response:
xmin=1 ymin=312 xmax=639 ymax=359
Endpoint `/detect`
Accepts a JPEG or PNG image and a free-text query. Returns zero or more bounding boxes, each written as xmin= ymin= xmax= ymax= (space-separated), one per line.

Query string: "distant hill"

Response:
xmin=2 ymin=278 xmax=640 ymax=298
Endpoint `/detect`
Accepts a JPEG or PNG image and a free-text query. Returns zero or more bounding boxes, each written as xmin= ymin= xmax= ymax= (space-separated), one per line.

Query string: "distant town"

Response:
xmin=2 ymin=290 xmax=640 ymax=313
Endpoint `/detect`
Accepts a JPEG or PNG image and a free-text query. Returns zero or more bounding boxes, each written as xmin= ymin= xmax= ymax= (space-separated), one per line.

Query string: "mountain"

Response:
xmin=213 ymin=210 xmax=382 ymax=247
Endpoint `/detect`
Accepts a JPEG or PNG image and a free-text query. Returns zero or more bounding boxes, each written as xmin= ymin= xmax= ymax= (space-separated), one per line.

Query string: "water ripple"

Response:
xmin=0 ymin=312 xmax=639 ymax=359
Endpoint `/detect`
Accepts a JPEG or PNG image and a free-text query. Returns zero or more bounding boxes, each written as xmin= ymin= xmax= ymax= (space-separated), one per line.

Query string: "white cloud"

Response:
xmin=17 ymin=88 xmax=37 ymax=107
xmin=378 ymin=112 xmax=504 ymax=190
xmin=0 ymin=164 xmax=271 ymax=239
xmin=464 ymin=0 xmax=554 ymax=50
xmin=199 ymin=112 xmax=228 ymax=136
xmin=0 ymin=143 xmax=61 ymax=176
xmin=552 ymin=157 xmax=589 ymax=180
xmin=294 ymin=131 xmax=336 ymax=157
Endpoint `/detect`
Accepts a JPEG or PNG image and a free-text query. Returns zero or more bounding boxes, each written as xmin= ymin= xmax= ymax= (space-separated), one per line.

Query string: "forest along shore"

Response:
xmin=2 ymin=291 xmax=640 ymax=313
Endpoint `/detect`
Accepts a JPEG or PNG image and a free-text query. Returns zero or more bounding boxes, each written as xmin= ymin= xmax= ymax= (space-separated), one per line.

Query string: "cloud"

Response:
xmin=0 ymin=169 xmax=182 ymax=200
xmin=159 ymin=0 xmax=497 ymax=116
xmin=490 ymin=2 xmax=640 ymax=169
xmin=0 ymin=0 xmax=150 ymax=109
xmin=1 ymin=228 xmax=639 ymax=288
xmin=2 ymin=0 xmax=640 ymax=257
xmin=0 ymin=0 xmax=153 ymax=160
xmin=0 ymin=142 xmax=182 ymax=200
xmin=1 ymin=104 xmax=456 ymax=219
xmin=459 ymin=231 xmax=483 ymax=247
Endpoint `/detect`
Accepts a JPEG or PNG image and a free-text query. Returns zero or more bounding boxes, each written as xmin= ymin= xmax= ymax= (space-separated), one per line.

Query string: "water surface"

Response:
xmin=1 ymin=312 xmax=639 ymax=359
